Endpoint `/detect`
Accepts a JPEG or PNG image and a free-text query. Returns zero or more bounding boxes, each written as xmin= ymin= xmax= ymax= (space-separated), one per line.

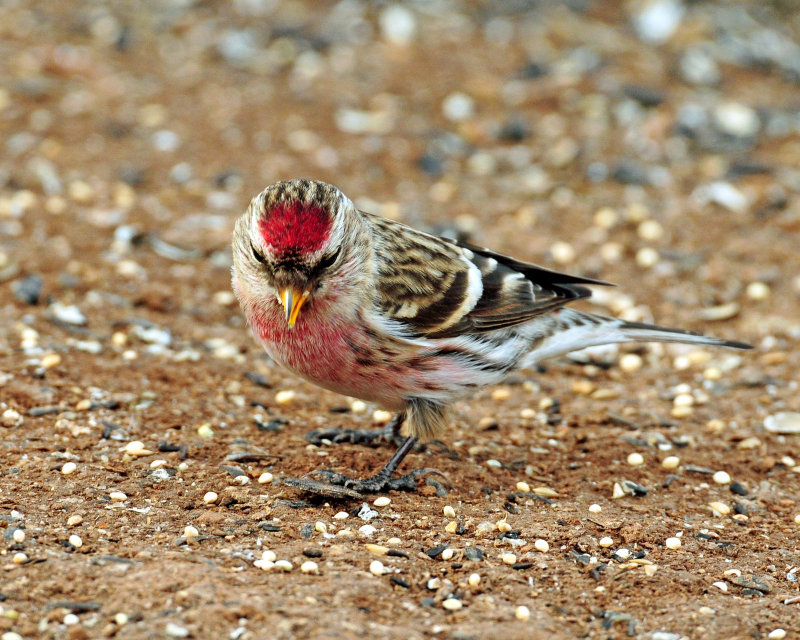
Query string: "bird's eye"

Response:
xmin=251 ymin=245 xmax=265 ymax=263
xmin=317 ymin=249 xmax=340 ymax=272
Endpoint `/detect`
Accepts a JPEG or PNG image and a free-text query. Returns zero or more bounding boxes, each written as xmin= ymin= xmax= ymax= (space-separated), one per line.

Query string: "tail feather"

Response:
xmin=523 ymin=309 xmax=751 ymax=366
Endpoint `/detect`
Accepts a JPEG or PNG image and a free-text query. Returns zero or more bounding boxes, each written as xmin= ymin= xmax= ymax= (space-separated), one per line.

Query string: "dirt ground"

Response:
xmin=1 ymin=1 xmax=799 ymax=638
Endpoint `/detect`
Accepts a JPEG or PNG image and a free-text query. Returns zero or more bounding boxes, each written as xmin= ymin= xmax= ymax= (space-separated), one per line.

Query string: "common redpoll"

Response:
xmin=232 ymin=179 xmax=750 ymax=494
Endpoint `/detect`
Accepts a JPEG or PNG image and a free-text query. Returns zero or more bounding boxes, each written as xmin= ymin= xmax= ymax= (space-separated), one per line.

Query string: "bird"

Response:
xmin=231 ymin=178 xmax=751 ymax=495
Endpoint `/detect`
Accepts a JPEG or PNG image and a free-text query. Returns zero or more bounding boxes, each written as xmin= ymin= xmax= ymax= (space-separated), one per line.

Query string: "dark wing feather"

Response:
xmin=367 ymin=212 xmax=613 ymax=338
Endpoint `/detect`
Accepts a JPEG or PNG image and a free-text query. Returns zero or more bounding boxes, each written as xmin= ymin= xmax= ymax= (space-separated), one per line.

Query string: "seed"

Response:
xmin=671 ymin=405 xmax=693 ymax=418
xmin=443 ymin=505 xmax=456 ymax=518
xmin=533 ymin=486 xmax=558 ymax=498
xmin=315 ymin=521 xmax=327 ymax=534
xmin=636 ymin=247 xmax=659 ymax=268
xmin=708 ymin=502 xmax=730 ymax=516
xmin=441 ymin=548 xmax=454 ymax=561
xmin=534 ymin=539 xmax=549 ymax=553
xmin=150 ymin=460 xmax=167 ymax=469
xmin=183 ymin=525 xmax=199 ymax=538
xmin=502 ymin=553 xmax=517 ymax=565
xmin=746 ymin=281 xmax=770 ymax=301
xmin=300 ymin=561 xmax=319 ymax=574
xmin=627 ymin=452 xmax=644 ymax=466
xmin=445 ymin=521 xmax=458 ymax=534
xmin=515 ymin=605 xmax=531 ymax=620
xmin=661 ymin=456 xmax=680 ymax=469
xmin=673 ymin=393 xmax=694 ymax=407
xmin=712 ymin=581 xmax=728 ymax=592
xmin=612 ymin=482 xmax=625 ymax=499
xmin=703 ymin=367 xmax=722 ymax=381
xmin=619 ymin=353 xmax=643 ymax=372
xmin=373 ymin=497 xmax=391 ymax=507
xmin=486 ymin=459 xmax=502 ymax=469
xmin=737 ymin=437 xmax=761 ymax=450
xmin=768 ymin=629 xmax=787 ymax=640
xmin=61 ymin=462 xmax=77 ymax=475
xmin=372 ymin=410 xmax=393 ymax=424
xmin=713 ymin=471 xmax=731 ymax=485
xmin=496 ymin=519 xmax=512 ymax=533
xmin=0 ymin=409 xmax=22 ymax=427
xmin=124 ymin=440 xmax=153 ymax=456
xmin=261 ymin=550 xmax=277 ymax=562
xmin=369 ymin=560 xmax=387 ymax=576
xmin=359 ymin=524 xmax=376 ymax=537
xmin=202 ymin=491 xmax=218 ymax=504
xmin=387 ymin=537 xmax=401 ymax=545
xmin=515 ymin=481 xmax=531 ymax=493
xmin=257 ymin=472 xmax=273 ymax=484
xmin=334 ymin=511 xmax=349 ymax=520
xmin=442 ymin=598 xmax=463 ymax=611
xmin=109 ymin=491 xmax=127 ymax=502
xmin=365 ymin=544 xmax=389 ymax=556
xmin=593 ymin=207 xmax=618 ymax=229
xmin=550 ymin=241 xmax=575 ymax=265
xmin=274 ymin=560 xmax=293 ymax=571
xmin=350 ymin=400 xmax=367 ymax=414
xmin=794 ymin=514 xmax=800 ymax=525
xmin=67 ymin=515 xmax=83 ymax=527
xmin=468 ymin=573 xmax=481 ymax=587
xmin=491 ymin=387 xmax=512 ymax=401
xmin=588 ymin=504 xmax=602 ymax=513
xmin=12 ymin=529 xmax=25 ymax=543
xmin=637 ymin=219 xmax=663 ymax=241
xmin=12 ymin=553 xmax=27 ymax=564
xmin=69 ymin=534 xmax=83 ymax=548
xmin=665 ymin=537 xmax=681 ymax=550
xmin=197 ymin=423 xmax=214 ymax=438
xmin=275 ymin=390 xmax=296 ymax=404
xmin=643 ymin=564 xmax=658 ymax=577
xmin=599 ymin=536 xmax=613 ymax=548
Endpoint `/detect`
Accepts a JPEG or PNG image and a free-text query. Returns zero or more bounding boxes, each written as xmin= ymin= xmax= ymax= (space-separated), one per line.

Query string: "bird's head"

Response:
xmin=232 ymin=179 xmax=364 ymax=328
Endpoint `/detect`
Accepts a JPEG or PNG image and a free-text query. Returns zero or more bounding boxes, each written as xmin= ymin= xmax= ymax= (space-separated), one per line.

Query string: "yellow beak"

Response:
xmin=280 ymin=287 xmax=310 ymax=329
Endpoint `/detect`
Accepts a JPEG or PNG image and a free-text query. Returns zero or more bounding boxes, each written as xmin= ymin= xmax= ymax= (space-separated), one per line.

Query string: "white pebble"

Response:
xmin=709 ymin=502 xmax=731 ymax=516
xmin=712 ymin=581 xmax=728 ymax=592
xmin=359 ymin=524 xmax=377 ymax=537
xmin=203 ymin=491 xmax=218 ymax=504
xmin=197 ymin=423 xmax=214 ymax=438
xmin=443 ymin=505 xmax=456 ymax=519
xmin=599 ymin=536 xmax=614 ymax=548
xmin=369 ymin=560 xmax=387 ymax=576
xmin=619 ymin=353 xmax=643 ymax=372
xmin=665 ymin=537 xmax=681 ymax=550
xmin=0 ymin=409 xmax=22 ymax=427
xmin=515 ymin=605 xmax=531 ymax=620
xmin=627 ymin=452 xmax=645 ymax=466
xmin=673 ymin=393 xmax=694 ymax=407
xmin=67 ymin=515 xmax=83 ymax=527
xmin=63 ymin=613 xmax=79 ymax=625
xmin=69 ymin=534 xmax=83 ymax=548
xmin=764 ymin=412 xmax=800 ymax=434
xmin=442 ymin=598 xmax=463 ymax=611
xmin=589 ymin=504 xmax=602 ymax=513
xmin=550 ymin=241 xmax=575 ymax=265
xmin=315 ymin=521 xmax=327 ymax=534
xmin=615 ymin=548 xmax=631 ymax=560
xmin=442 ymin=92 xmax=475 ymax=122
xmin=612 ymin=482 xmax=625 ymax=499
xmin=379 ymin=4 xmax=417 ymax=46
xmin=373 ymin=497 xmax=391 ymax=507
xmin=713 ymin=471 xmax=731 ymax=485
xmin=662 ymin=456 xmax=680 ymax=470
xmin=257 ymin=472 xmax=273 ymax=484
xmin=534 ymin=539 xmax=549 ymax=553
xmin=300 ymin=560 xmax=319 ymax=574
xmin=109 ymin=491 xmax=127 ymax=502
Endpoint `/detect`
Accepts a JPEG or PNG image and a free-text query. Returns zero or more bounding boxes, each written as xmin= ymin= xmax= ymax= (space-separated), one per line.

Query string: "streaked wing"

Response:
xmin=367 ymin=212 xmax=612 ymax=338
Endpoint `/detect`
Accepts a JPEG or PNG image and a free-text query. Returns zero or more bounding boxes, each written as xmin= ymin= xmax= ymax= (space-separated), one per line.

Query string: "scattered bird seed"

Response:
xmin=369 ymin=560 xmax=387 ymax=576
xmin=300 ymin=561 xmax=319 ymax=574
xmin=197 ymin=423 xmax=214 ymax=438
xmin=627 ymin=452 xmax=644 ymax=466
xmin=109 ymin=491 xmax=127 ymax=502
xmin=1 ymin=409 xmax=23 ymax=428
xmin=67 ymin=515 xmax=82 ymax=527
xmin=61 ymin=462 xmax=77 ymax=475
xmin=661 ymin=456 xmax=680 ymax=469
xmin=373 ymin=497 xmax=391 ymax=507
xmin=515 ymin=605 xmax=531 ymax=620
xmin=665 ymin=537 xmax=681 ymax=550
xmin=123 ymin=440 xmax=153 ymax=457
xmin=183 ymin=526 xmax=199 ymax=539
xmin=366 ymin=544 xmax=389 ymax=556
xmin=274 ymin=560 xmax=293 ymax=572
xmin=589 ymin=504 xmax=602 ymax=513
xmin=502 ymin=553 xmax=517 ymax=565
xmin=12 ymin=552 xmax=27 ymax=564
xmin=713 ymin=471 xmax=731 ymax=485
xmin=443 ymin=505 xmax=456 ymax=519
xmin=203 ymin=491 xmax=218 ymax=504
xmin=257 ymin=472 xmax=273 ymax=484
xmin=768 ymin=630 xmax=787 ymax=639
xmin=709 ymin=502 xmax=731 ymax=516
xmin=712 ymin=581 xmax=728 ymax=592
xmin=275 ymin=390 xmax=296 ymax=404
xmin=445 ymin=521 xmax=458 ymax=534
xmin=764 ymin=412 xmax=800 ymax=434
xmin=533 ymin=486 xmax=558 ymax=498
xmin=468 ymin=573 xmax=481 ymax=586
xmin=442 ymin=597 xmax=463 ymax=611
xmin=643 ymin=564 xmax=658 ymax=577
xmin=69 ymin=534 xmax=83 ymax=548
xmin=441 ymin=548 xmax=455 ymax=561
xmin=534 ymin=539 xmax=549 ymax=553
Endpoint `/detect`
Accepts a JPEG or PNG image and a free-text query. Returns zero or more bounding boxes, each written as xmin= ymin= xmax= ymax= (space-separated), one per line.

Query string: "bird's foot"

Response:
xmin=309 ymin=467 xmax=444 ymax=494
xmin=305 ymin=425 xmax=403 ymax=447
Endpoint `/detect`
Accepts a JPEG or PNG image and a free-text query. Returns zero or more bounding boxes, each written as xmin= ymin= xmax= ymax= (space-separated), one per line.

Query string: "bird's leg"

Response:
xmin=305 ymin=410 xmax=406 ymax=448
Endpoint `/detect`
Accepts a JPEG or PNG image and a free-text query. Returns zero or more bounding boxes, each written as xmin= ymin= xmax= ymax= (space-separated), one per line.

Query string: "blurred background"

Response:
xmin=1 ymin=0 xmax=799 ymax=337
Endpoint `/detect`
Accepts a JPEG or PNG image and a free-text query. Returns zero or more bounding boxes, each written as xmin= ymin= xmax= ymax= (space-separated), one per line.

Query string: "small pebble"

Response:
xmin=665 ymin=537 xmax=681 ymax=550
xmin=712 ymin=581 xmax=728 ymax=592
xmin=619 ymin=353 xmax=643 ymax=372
xmin=764 ymin=412 xmax=800 ymax=434
xmin=1 ymin=409 xmax=22 ymax=428
xmin=61 ymin=461 xmax=77 ymax=475
xmin=300 ymin=560 xmax=319 ymax=574
xmin=627 ymin=452 xmax=645 ymax=466
xmin=502 ymin=553 xmax=517 ymax=565
xmin=515 ymin=605 xmax=531 ymax=621
xmin=589 ymin=504 xmax=602 ymax=513
xmin=662 ymin=456 xmax=680 ymax=470
xmin=612 ymin=482 xmax=625 ymax=499
xmin=643 ymin=564 xmax=659 ymax=577
xmin=359 ymin=524 xmax=377 ymax=537
xmin=713 ymin=471 xmax=731 ymax=485
xmin=12 ymin=529 xmax=25 ymax=543
xmin=109 ymin=491 xmax=127 ymax=502
xmin=615 ymin=548 xmax=631 ymax=560
xmin=496 ymin=519 xmax=512 ymax=533
xmin=373 ymin=497 xmax=391 ymax=507
xmin=442 ymin=598 xmax=463 ymax=611
xmin=468 ymin=573 xmax=481 ymax=587
xmin=257 ymin=472 xmax=273 ymax=484
xmin=442 ymin=92 xmax=474 ymax=122
xmin=445 ymin=521 xmax=458 ymax=534
xmin=534 ymin=539 xmax=549 ymax=553
xmin=369 ymin=560 xmax=387 ymax=576
xmin=203 ymin=491 xmax=218 ymax=504
xmin=793 ymin=514 xmax=800 ymax=525
xmin=69 ymin=534 xmax=83 ymax=547
xmin=443 ymin=505 xmax=456 ymax=519
xmin=63 ymin=613 xmax=79 ymax=625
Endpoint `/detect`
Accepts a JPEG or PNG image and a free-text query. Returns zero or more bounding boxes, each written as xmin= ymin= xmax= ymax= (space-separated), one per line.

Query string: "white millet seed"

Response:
xmin=713 ymin=471 xmax=731 ymax=485
xmin=443 ymin=505 xmax=456 ymax=519
xmin=203 ymin=491 xmax=218 ymax=504
xmin=665 ymin=537 xmax=681 ymax=550
xmin=627 ymin=452 xmax=645 ymax=466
